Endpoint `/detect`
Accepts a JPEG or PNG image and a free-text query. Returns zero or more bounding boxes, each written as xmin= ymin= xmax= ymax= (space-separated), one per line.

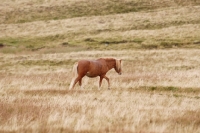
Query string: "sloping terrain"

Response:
xmin=0 ymin=1 xmax=200 ymax=132
xmin=0 ymin=0 xmax=200 ymax=53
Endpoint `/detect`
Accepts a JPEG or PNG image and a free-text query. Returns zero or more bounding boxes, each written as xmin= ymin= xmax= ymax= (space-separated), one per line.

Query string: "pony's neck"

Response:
xmin=105 ymin=58 xmax=116 ymax=70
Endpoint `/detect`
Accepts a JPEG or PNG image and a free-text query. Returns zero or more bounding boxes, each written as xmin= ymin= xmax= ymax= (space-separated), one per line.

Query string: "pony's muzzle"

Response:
xmin=118 ymin=72 xmax=122 ymax=75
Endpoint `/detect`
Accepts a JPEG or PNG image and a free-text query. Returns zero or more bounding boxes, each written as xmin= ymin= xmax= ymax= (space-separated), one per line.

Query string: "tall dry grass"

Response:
xmin=0 ymin=49 xmax=200 ymax=132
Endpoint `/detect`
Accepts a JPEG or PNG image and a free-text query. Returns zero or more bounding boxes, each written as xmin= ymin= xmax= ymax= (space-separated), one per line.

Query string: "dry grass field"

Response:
xmin=0 ymin=0 xmax=200 ymax=132
xmin=1 ymin=50 xmax=200 ymax=133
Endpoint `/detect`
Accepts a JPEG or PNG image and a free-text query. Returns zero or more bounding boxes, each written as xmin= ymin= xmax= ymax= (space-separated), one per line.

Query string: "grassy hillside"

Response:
xmin=1 ymin=0 xmax=199 ymax=24
xmin=1 ymin=1 xmax=200 ymax=132
xmin=0 ymin=0 xmax=200 ymax=53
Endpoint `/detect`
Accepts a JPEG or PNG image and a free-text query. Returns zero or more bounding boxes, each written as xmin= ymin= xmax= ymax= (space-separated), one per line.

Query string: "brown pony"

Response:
xmin=69 ymin=58 xmax=122 ymax=89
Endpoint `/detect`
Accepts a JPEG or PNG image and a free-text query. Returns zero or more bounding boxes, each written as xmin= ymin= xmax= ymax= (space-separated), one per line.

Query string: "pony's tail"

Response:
xmin=69 ymin=62 xmax=78 ymax=90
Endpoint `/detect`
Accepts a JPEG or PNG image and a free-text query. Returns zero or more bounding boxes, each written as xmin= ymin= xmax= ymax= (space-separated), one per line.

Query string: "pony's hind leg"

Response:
xmin=79 ymin=78 xmax=84 ymax=89
xmin=69 ymin=76 xmax=81 ymax=90
xmin=69 ymin=75 xmax=85 ymax=90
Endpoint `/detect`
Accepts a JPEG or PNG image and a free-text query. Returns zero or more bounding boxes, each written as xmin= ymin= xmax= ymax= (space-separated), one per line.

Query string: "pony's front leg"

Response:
xmin=99 ymin=75 xmax=110 ymax=89
xmin=99 ymin=76 xmax=104 ymax=90
xmin=104 ymin=76 xmax=110 ymax=89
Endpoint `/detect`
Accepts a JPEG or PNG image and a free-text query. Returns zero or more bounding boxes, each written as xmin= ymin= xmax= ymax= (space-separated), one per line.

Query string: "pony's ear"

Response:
xmin=119 ymin=59 xmax=122 ymax=68
xmin=118 ymin=59 xmax=122 ymax=64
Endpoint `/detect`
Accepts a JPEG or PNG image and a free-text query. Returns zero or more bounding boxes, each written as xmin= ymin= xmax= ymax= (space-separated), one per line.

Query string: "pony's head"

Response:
xmin=115 ymin=59 xmax=122 ymax=75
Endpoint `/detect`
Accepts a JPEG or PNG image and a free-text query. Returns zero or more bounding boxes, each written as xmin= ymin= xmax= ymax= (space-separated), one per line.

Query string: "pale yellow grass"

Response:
xmin=1 ymin=49 xmax=200 ymax=89
xmin=0 ymin=49 xmax=200 ymax=132
xmin=1 ymin=90 xmax=199 ymax=132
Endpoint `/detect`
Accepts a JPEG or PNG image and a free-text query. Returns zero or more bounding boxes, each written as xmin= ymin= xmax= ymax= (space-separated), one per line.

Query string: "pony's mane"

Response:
xmin=100 ymin=58 xmax=121 ymax=71
xmin=115 ymin=59 xmax=121 ymax=71
xmin=100 ymin=57 xmax=115 ymax=60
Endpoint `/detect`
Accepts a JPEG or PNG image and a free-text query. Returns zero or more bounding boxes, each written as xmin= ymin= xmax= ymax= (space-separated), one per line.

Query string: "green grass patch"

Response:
xmin=134 ymin=86 xmax=200 ymax=93
xmin=0 ymin=59 xmax=76 ymax=70
xmin=19 ymin=59 xmax=76 ymax=66
xmin=97 ymin=38 xmax=143 ymax=45
xmin=160 ymin=41 xmax=182 ymax=48
xmin=83 ymin=37 xmax=144 ymax=49
xmin=0 ymin=34 xmax=199 ymax=54
xmin=0 ymin=35 xmax=80 ymax=53
xmin=148 ymin=86 xmax=179 ymax=92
